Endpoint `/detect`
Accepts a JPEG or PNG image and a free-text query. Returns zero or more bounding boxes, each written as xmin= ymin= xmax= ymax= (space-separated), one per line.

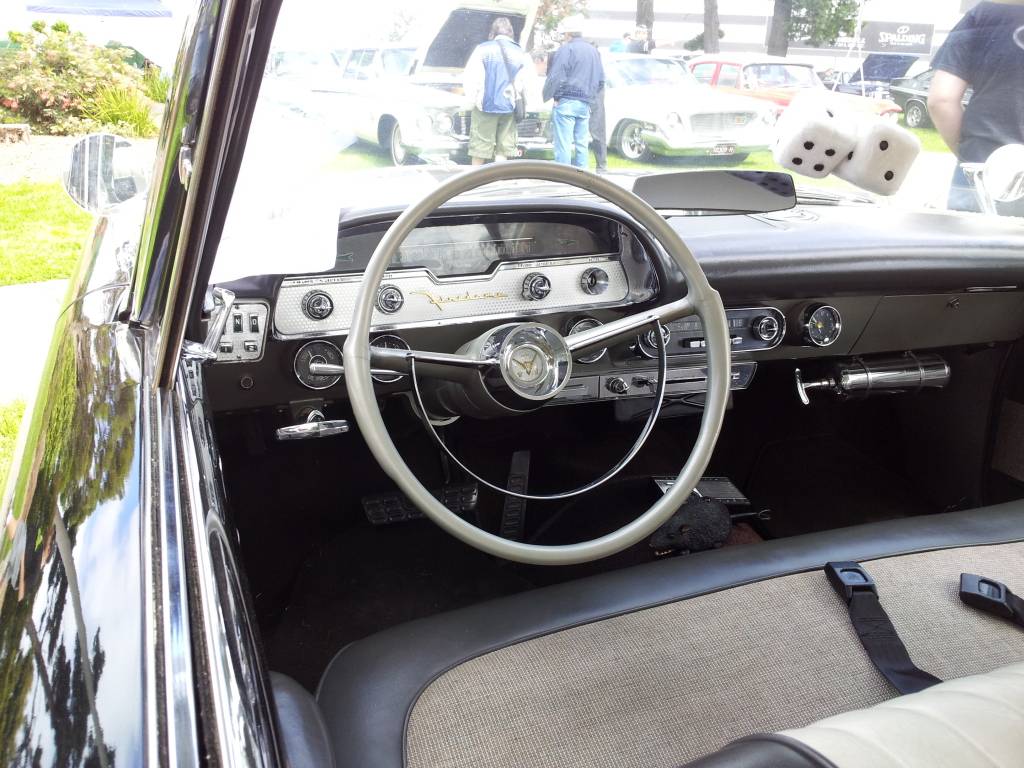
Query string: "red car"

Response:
xmin=689 ymin=54 xmax=902 ymax=119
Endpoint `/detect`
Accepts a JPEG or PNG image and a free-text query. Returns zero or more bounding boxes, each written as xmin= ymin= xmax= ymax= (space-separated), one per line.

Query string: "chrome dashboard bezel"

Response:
xmin=272 ymin=253 xmax=652 ymax=341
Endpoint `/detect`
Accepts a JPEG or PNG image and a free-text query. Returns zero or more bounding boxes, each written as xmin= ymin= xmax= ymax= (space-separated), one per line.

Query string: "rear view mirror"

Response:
xmin=62 ymin=133 xmax=149 ymax=214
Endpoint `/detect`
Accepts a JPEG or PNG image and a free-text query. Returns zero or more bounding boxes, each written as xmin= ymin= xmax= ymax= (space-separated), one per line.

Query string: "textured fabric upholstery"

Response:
xmin=781 ymin=662 xmax=1024 ymax=768
xmin=405 ymin=542 xmax=1024 ymax=768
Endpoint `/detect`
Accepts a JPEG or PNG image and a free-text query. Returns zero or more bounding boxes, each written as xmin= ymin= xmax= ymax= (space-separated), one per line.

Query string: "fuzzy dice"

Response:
xmin=772 ymin=97 xmax=858 ymax=179
xmin=833 ymin=119 xmax=922 ymax=196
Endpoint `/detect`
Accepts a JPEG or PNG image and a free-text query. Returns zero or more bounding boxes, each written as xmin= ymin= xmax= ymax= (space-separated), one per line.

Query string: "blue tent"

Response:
xmin=25 ymin=0 xmax=170 ymax=18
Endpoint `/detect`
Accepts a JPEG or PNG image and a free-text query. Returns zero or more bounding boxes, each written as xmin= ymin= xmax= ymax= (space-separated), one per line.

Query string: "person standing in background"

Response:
xmin=928 ymin=0 xmax=1024 ymax=213
xmin=463 ymin=17 xmax=528 ymax=165
xmin=543 ymin=15 xmax=604 ymax=168
xmin=627 ymin=25 xmax=655 ymax=53
xmin=610 ymin=32 xmax=631 ymax=52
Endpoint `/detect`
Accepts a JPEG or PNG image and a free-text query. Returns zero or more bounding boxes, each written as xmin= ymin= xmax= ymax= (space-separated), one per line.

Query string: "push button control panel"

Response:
xmin=217 ymin=301 xmax=269 ymax=363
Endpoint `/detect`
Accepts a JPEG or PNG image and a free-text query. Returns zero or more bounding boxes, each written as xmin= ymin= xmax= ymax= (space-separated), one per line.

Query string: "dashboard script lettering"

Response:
xmin=411 ymin=289 xmax=510 ymax=312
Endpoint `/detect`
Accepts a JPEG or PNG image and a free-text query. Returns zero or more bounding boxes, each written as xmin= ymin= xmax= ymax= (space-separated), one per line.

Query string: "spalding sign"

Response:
xmin=861 ymin=21 xmax=934 ymax=54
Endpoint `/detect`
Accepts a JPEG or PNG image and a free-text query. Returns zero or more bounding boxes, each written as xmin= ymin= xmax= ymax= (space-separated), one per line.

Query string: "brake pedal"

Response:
xmin=362 ymin=482 xmax=478 ymax=525
xmin=500 ymin=450 xmax=531 ymax=541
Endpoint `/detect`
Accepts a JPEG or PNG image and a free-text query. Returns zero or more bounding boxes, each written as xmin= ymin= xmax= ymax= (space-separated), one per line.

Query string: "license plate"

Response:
xmin=708 ymin=143 xmax=736 ymax=156
xmin=513 ymin=146 xmax=526 ymax=158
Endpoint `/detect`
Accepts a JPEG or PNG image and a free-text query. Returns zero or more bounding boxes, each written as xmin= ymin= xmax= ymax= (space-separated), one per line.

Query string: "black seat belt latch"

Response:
xmin=826 ymin=561 xmax=878 ymax=603
xmin=959 ymin=573 xmax=1024 ymax=629
xmin=824 ymin=560 xmax=941 ymax=695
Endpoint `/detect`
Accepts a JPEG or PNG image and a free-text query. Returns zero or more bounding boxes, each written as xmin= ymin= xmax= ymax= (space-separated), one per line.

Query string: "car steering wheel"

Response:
xmin=344 ymin=161 xmax=729 ymax=565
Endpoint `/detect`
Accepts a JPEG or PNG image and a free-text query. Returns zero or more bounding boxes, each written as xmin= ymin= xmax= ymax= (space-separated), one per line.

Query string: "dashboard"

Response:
xmin=205 ymin=198 xmax=1024 ymax=416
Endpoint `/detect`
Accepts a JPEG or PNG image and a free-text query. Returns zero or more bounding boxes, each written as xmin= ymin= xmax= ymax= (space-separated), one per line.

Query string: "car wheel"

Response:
xmin=904 ymin=100 xmax=929 ymax=129
xmin=617 ymin=121 xmax=652 ymax=162
xmin=387 ymin=121 xmax=414 ymax=166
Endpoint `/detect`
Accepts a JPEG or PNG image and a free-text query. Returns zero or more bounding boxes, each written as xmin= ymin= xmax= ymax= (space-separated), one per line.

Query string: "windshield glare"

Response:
xmin=215 ymin=0 xmax=1024 ymax=285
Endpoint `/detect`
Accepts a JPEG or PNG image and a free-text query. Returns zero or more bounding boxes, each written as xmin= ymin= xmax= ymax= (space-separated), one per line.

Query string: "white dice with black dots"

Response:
xmin=772 ymin=93 xmax=921 ymax=196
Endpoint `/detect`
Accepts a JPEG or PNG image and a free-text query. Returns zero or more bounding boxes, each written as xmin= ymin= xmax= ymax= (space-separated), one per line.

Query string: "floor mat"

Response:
xmin=745 ymin=435 xmax=936 ymax=538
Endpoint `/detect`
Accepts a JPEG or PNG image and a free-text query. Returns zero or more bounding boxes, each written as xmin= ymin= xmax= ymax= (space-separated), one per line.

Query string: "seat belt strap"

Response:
xmin=825 ymin=561 xmax=942 ymax=695
xmin=959 ymin=573 xmax=1024 ymax=629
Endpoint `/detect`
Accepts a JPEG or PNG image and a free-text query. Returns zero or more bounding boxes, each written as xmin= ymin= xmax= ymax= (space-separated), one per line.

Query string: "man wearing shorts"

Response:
xmin=464 ymin=17 xmax=527 ymax=165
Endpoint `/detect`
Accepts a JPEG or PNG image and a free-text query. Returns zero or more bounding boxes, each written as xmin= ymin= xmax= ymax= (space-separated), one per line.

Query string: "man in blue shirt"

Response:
xmin=928 ymin=0 xmax=1024 ymax=213
xmin=464 ymin=17 xmax=528 ymax=165
xmin=543 ymin=15 xmax=604 ymax=168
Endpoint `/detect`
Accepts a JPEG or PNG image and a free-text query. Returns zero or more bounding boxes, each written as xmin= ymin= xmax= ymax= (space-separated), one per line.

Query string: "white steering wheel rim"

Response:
xmin=344 ymin=161 xmax=730 ymax=565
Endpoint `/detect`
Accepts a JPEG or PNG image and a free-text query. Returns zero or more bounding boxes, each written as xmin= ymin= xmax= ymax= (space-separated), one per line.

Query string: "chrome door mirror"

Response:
xmin=982 ymin=144 xmax=1024 ymax=203
xmin=62 ymin=133 xmax=150 ymax=214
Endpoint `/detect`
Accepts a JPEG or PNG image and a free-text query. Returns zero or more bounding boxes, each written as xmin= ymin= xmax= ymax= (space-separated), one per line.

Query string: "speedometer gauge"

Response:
xmin=294 ymin=340 xmax=343 ymax=390
xmin=803 ymin=304 xmax=842 ymax=347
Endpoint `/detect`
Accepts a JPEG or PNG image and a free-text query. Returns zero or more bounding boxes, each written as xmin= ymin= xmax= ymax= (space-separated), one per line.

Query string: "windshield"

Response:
xmin=606 ymin=57 xmax=691 ymax=87
xmin=742 ymin=63 xmax=821 ymax=89
xmin=215 ymin=0 xmax=1024 ymax=284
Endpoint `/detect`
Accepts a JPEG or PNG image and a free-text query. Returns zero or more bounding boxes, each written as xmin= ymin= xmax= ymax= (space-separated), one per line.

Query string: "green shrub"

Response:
xmin=0 ymin=22 xmax=150 ymax=135
xmin=142 ymin=66 xmax=171 ymax=103
xmin=84 ymin=84 xmax=157 ymax=137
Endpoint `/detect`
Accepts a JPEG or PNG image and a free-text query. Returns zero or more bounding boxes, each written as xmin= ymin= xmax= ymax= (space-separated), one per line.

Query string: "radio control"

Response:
xmin=606 ymin=377 xmax=630 ymax=395
xmin=302 ymin=290 xmax=335 ymax=321
xmin=754 ymin=315 xmax=781 ymax=343
xmin=522 ymin=272 xmax=552 ymax=301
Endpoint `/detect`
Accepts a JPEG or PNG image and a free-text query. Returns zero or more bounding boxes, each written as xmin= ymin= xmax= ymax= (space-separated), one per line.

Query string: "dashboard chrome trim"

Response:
xmin=272 ymin=254 xmax=647 ymax=340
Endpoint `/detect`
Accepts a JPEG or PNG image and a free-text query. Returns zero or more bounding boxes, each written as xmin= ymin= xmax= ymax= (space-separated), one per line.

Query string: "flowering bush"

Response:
xmin=0 ymin=22 xmax=156 ymax=136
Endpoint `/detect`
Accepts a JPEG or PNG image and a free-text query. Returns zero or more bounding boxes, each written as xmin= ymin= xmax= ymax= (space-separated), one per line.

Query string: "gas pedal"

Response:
xmin=653 ymin=475 xmax=749 ymax=506
xmin=500 ymin=450 xmax=530 ymax=541
xmin=362 ymin=482 xmax=478 ymax=525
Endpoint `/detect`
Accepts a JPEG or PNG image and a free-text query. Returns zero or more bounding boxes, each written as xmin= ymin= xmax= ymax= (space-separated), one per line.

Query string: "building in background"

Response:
xmin=581 ymin=0 xmax=979 ymax=70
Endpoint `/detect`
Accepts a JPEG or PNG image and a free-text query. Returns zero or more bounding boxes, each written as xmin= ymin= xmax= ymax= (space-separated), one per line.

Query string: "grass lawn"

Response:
xmin=0 ymin=181 xmax=94 ymax=287
xmin=0 ymin=400 xmax=25 ymax=495
xmin=904 ymin=124 xmax=950 ymax=154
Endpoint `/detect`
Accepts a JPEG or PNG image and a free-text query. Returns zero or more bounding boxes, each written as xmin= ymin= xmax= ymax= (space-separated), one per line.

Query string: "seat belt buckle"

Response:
xmin=825 ymin=561 xmax=878 ymax=604
xmin=959 ymin=573 xmax=1015 ymax=620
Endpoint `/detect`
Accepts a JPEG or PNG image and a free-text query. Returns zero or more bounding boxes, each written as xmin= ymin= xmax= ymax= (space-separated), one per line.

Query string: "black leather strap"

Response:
xmin=826 ymin=562 xmax=941 ymax=694
xmin=960 ymin=573 xmax=1024 ymax=629
xmin=317 ymin=503 xmax=1024 ymax=768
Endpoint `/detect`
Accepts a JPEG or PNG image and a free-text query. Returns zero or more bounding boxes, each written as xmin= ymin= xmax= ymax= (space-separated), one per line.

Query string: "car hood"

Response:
xmin=609 ymin=84 xmax=767 ymax=117
xmin=415 ymin=0 xmax=537 ymax=76
xmin=727 ymin=85 xmax=899 ymax=113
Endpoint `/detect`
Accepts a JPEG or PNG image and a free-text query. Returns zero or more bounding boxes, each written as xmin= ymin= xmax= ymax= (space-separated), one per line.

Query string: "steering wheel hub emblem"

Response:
xmin=493 ymin=323 xmax=572 ymax=401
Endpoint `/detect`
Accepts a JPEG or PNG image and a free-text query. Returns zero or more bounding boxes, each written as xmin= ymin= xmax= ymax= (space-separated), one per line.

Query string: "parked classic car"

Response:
xmin=602 ymin=53 xmax=773 ymax=162
xmin=5 ymin=0 xmax=1024 ymax=767
xmin=690 ymin=53 xmax=903 ymax=119
xmin=311 ymin=2 xmax=551 ymax=166
xmin=890 ymin=68 xmax=974 ymax=129
xmin=821 ymin=53 xmax=921 ymax=100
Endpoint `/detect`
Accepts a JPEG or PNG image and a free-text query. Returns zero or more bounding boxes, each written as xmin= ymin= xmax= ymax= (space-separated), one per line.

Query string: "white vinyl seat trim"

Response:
xmin=781 ymin=662 xmax=1024 ymax=768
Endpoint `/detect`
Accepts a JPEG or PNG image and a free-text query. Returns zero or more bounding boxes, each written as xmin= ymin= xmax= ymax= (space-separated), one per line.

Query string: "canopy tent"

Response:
xmin=25 ymin=0 xmax=171 ymax=17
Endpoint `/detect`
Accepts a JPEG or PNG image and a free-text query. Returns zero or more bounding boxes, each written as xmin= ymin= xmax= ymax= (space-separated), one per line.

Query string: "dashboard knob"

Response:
xmin=580 ymin=267 xmax=609 ymax=296
xmin=376 ymin=285 xmax=404 ymax=314
xmin=301 ymin=290 xmax=334 ymax=321
xmin=754 ymin=315 xmax=781 ymax=343
xmin=606 ymin=377 xmax=630 ymax=395
xmin=522 ymin=272 xmax=552 ymax=301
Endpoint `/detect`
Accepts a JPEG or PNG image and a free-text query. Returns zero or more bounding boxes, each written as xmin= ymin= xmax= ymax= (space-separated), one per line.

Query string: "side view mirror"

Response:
xmin=963 ymin=144 xmax=1024 ymax=215
xmin=62 ymin=133 xmax=150 ymax=214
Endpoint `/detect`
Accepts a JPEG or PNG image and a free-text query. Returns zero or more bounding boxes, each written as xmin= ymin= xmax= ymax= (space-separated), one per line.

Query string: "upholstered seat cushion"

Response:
xmin=317 ymin=503 xmax=1024 ymax=768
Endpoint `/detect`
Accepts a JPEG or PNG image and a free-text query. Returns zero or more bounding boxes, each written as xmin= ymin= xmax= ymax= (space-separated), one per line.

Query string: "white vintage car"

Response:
xmin=602 ymin=53 xmax=774 ymax=162
xmin=311 ymin=1 xmax=552 ymax=166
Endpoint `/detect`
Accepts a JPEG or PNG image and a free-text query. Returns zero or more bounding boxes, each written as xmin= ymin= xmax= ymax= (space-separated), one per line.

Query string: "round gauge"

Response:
xmin=636 ymin=325 xmax=672 ymax=359
xmin=803 ymin=304 xmax=842 ymax=347
xmin=294 ymin=340 xmax=343 ymax=390
xmin=370 ymin=334 xmax=410 ymax=384
xmin=566 ymin=317 xmax=607 ymax=364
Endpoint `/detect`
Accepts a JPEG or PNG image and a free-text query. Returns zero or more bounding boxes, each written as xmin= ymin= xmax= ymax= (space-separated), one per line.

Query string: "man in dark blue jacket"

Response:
xmin=543 ymin=15 xmax=603 ymax=168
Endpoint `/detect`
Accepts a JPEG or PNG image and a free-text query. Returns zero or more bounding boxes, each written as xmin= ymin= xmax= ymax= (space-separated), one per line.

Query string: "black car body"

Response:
xmin=827 ymin=53 xmax=919 ymax=100
xmin=4 ymin=0 xmax=1024 ymax=766
xmin=890 ymin=68 xmax=974 ymax=128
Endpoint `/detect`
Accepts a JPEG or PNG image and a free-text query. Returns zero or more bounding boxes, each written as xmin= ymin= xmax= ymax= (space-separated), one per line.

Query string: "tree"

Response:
xmin=636 ymin=0 xmax=654 ymax=35
xmin=788 ymin=0 xmax=859 ymax=48
xmin=766 ymin=0 xmax=793 ymax=56
xmin=531 ymin=0 xmax=587 ymax=50
xmin=703 ymin=0 xmax=721 ymax=54
xmin=766 ymin=0 xmax=858 ymax=57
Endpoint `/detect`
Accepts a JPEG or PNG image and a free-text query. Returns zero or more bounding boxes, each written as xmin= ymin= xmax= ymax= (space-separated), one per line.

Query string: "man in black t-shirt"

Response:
xmin=928 ymin=0 xmax=1024 ymax=213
